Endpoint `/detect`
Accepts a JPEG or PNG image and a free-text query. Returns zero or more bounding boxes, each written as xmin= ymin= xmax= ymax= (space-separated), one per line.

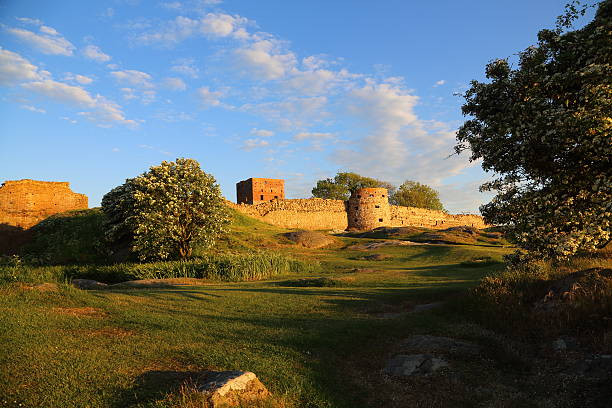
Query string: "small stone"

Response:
xmin=384 ymin=354 xmax=449 ymax=376
xmin=72 ymin=279 xmax=108 ymax=290
xmin=552 ymin=338 xmax=567 ymax=351
xmin=198 ymin=370 xmax=269 ymax=407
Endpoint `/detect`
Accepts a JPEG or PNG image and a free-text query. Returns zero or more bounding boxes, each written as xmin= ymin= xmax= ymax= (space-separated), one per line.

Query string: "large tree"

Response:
xmin=392 ymin=180 xmax=445 ymax=211
xmin=455 ymin=1 xmax=611 ymax=259
xmin=311 ymin=172 xmax=395 ymax=200
xmin=102 ymin=158 xmax=229 ymax=261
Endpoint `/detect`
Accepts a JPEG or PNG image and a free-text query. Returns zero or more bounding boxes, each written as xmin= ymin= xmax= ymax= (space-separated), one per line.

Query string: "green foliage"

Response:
xmin=456 ymin=2 xmax=611 ymax=259
xmin=391 ymin=180 xmax=445 ymax=211
xmin=0 ymin=252 xmax=320 ymax=285
xmin=22 ymin=209 xmax=107 ymax=264
xmin=102 ymin=158 xmax=230 ymax=261
xmin=128 ymin=252 xmax=320 ymax=281
xmin=469 ymin=257 xmax=612 ymax=344
xmin=311 ymin=172 xmax=394 ymax=200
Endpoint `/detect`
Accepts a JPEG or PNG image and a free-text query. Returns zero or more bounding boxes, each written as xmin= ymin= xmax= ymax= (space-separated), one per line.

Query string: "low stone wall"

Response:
xmin=0 ymin=179 xmax=88 ymax=229
xmin=227 ymin=198 xmax=349 ymax=230
xmin=227 ymin=198 xmax=487 ymax=231
xmin=389 ymin=205 xmax=487 ymax=229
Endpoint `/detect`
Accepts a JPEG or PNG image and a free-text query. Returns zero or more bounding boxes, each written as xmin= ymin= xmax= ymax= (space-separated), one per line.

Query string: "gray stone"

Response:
xmin=384 ymin=354 xmax=449 ymax=376
xmin=198 ymin=370 xmax=269 ymax=407
xmin=401 ymin=335 xmax=481 ymax=355
xmin=72 ymin=279 xmax=108 ymax=290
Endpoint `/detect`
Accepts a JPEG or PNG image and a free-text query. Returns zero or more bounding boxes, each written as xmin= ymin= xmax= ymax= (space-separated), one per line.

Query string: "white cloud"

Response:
xmin=111 ymin=69 xmax=154 ymax=88
xmin=135 ymin=13 xmax=248 ymax=46
xmin=16 ymin=17 xmax=43 ymax=26
xmin=22 ymin=79 xmax=96 ymax=106
xmin=39 ymin=25 xmax=58 ymax=36
xmin=234 ymin=39 xmax=296 ymax=80
xmin=5 ymin=26 xmax=75 ymax=56
xmin=294 ymin=132 xmax=335 ymax=140
xmin=241 ymin=138 xmax=269 ymax=151
xmin=250 ymin=128 xmax=274 ymax=137
xmin=21 ymin=105 xmax=46 ymax=113
xmin=0 ymin=48 xmax=41 ymax=85
xmin=433 ymin=79 xmax=446 ymax=87
xmin=170 ymin=59 xmax=199 ymax=78
xmin=163 ymin=77 xmax=186 ymax=91
xmin=21 ymin=79 xmax=136 ymax=128
xmin=154 ymin=110 xmax=192 ymax=122
xmin=64 ymin=73 xmax=94 ymax=85
xmin=82 ymin=45 xmax=111 ymax=62
xmin=197 ymin=86 xmax=224 ymax=107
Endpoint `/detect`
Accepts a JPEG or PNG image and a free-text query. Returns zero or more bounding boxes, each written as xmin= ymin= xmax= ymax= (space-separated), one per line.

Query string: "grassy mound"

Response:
xmin=22 ymin=209 xmax=107 ymax=264
xmin=283 ymin=230 xmax=337 ymax=249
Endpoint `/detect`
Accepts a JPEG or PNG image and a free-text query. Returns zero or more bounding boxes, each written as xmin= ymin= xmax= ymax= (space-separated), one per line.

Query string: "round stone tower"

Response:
xmin=347 ymin=187 xmax=390 ymax=230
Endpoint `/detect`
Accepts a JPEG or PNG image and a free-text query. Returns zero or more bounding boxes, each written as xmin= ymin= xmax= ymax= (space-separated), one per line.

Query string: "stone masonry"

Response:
xmin=236 ymin=178 xmax=285 ymax=205
xmin=0 ymin=179 xmax=88 ymax=229
xmin=229 ymin=185 xmax=487 ymax=231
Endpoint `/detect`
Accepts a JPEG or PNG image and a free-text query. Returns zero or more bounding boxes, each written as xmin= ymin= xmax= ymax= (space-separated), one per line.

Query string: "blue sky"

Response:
xmin=0 ymin=0 xmax=594 ymax=213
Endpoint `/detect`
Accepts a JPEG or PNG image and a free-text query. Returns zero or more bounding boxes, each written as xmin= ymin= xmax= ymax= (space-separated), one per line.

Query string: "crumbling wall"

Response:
xmin=227 ymin=198 xmax=348 ymax=230
xmin=0 ymin=179 xmax=88 ymax=229
xmin=389 ymin=205 xmax=487 ymax=229
xmin=228 ymin=197 xmax=487 ymax=231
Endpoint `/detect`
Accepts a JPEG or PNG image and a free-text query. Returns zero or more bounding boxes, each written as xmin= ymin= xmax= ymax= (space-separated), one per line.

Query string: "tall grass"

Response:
xmin=0 ymin=252 xmax=320 ymax=285
xmin=464 ymin=255 xmax=612 ymax=350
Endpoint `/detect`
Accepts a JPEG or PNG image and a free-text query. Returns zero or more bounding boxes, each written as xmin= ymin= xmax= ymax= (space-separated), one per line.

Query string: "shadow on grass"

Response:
xmin=112 ymin=370 xmax=203 ymax=407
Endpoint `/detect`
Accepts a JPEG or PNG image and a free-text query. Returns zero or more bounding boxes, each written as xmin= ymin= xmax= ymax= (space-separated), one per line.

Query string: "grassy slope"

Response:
xmin=0 ymin=209 xmax=514 ymax=407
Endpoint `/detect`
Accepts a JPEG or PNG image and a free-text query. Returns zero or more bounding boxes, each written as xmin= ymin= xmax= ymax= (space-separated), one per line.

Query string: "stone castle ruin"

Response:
xmin=0 ymin=179 xmax=88 ymax=229
xmin=0 ymin=177 xmax=486 ymax=232
xmin=229 ymin=178 xmax=487 ymax=231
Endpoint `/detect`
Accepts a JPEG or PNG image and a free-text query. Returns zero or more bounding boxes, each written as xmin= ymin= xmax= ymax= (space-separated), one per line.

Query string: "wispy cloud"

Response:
xmin=5 ymin=24 xmax=75 ymax=56
xmin=82 ymin=45 xmax=111 ymax=62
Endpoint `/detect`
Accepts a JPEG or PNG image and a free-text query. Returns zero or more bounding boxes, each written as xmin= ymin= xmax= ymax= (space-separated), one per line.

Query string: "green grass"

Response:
xmin=0 ymin=235 xmax=514 ymax=407
xmin=1 ymin=208 xmax=531 ymax=407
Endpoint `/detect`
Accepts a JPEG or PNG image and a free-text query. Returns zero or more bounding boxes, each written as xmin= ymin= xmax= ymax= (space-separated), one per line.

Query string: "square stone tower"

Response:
xmin=236 ymin=178 xmax=285 ymax=204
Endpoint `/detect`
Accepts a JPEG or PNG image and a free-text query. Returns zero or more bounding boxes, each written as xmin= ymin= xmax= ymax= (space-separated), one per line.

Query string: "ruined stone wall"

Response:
xmin=227 ymin=198 xmax=348 ymax=230
xmin=228 ymin=196 xmax=487 ymax=231
xmin=0 ymin=179 xmax=88 ymax=229
xmin=389 ymin=205 xmax=487 ymax=229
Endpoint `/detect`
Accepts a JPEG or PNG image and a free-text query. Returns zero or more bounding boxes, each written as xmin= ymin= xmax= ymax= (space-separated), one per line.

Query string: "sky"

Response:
xmin=0 ymin=0 xmax=595 ymax=213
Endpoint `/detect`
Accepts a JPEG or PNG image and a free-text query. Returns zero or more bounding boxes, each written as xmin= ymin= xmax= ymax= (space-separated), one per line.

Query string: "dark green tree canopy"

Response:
xmin=456 ymin=1 xmax=611 ymax=259
xmin=311 ymin=172 xmax=395 ymax=200
xmin=102 ymin=158 xmax=229 ymax=261
xmin=391 ymin=180 xmax=445 ymax=211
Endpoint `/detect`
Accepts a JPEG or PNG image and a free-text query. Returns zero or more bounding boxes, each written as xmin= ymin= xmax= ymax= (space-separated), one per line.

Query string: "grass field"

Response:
xmin=7 ymin=209 xmax=607 ymax=407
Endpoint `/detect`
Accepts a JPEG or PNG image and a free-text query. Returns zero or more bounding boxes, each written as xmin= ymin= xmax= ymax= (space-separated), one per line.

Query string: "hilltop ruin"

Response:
xmin=0 ymin=179 xmax=88 ymax=229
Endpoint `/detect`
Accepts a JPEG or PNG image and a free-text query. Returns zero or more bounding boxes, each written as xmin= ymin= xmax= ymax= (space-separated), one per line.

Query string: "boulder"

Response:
xmin=384 ymin=354 xmax=449 ymax=376
xmin=283 ymin=230 xmax=336 ymax=248
xmin=198 ymin=371 xmax=269 ymax=407
xmin=72 ymin=279 xmax=108 ymax=290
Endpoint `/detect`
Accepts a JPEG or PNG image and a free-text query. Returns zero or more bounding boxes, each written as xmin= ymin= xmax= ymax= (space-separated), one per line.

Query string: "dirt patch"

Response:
xmin=20 ymin=282 xmax=59 ymax=292
xmin=53 ymin=307 xmax=107 ymax=318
